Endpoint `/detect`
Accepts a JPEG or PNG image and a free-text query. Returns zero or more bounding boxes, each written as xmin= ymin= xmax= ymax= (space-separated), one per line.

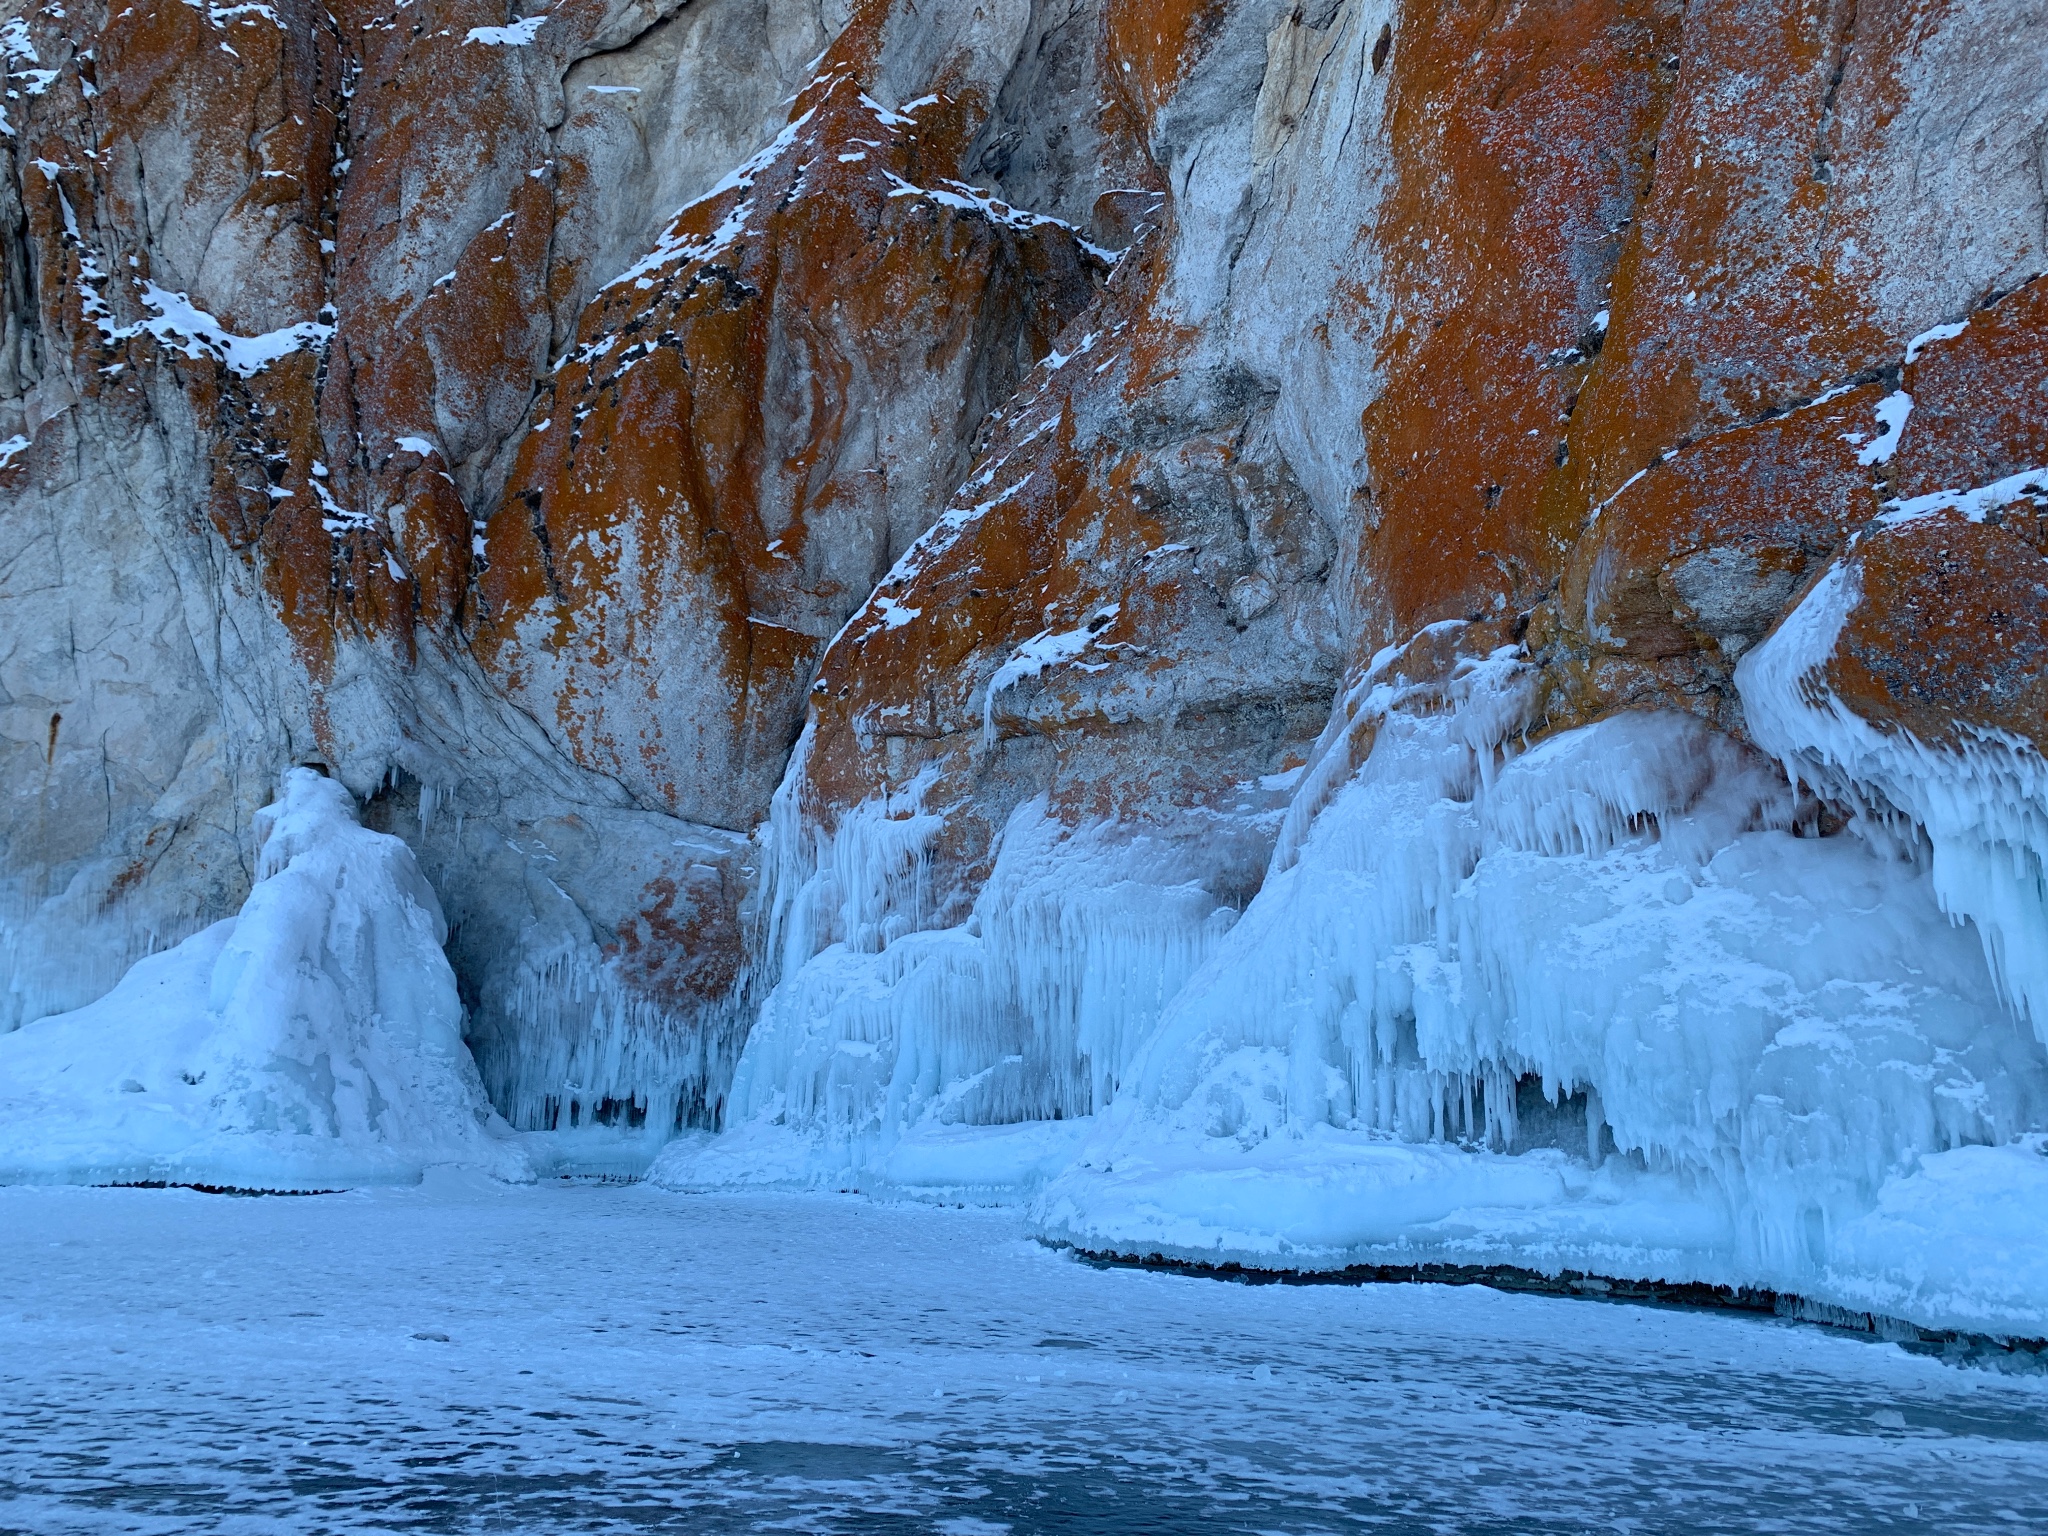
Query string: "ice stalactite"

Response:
xmin=1034 ymin=642 xmax=2048 ymax=1331
xmin=1737 ymin=557 xmax=2048 ymax=1045
xmin=477 ymin=941 xmax=749 ymax=1140
xmin=0 ymin=770 xmax=531 ymax=1190
xmin=749 ymin=724 xmax=952 ymax=994
xmin=364 ymin=763 xmax=759 ymax=1172
xmin=652 ymin=727 xmax=1259 ymax=1196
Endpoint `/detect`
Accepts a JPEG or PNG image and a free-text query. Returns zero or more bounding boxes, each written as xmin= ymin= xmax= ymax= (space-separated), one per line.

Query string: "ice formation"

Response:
xmin=0 ymin=770 xmax=530 ymax=1190
xmin=1737 ymin=551 xmax=2048 ymax=1044
xmin=650 ymin=728 xmax=1264 ymax=1199
xmin=675 ymin=621 xmax=2048 ymax=1334
xmin=483 ymin=934 xmax=741 ymax=1135
xmin=1028 ymin=643 xmax=2048 ymax=1332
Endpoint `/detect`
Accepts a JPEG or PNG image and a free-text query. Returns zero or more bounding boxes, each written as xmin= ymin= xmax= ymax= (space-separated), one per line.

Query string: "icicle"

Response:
xmin=1033 ymin=655 xmax=2048 ymax=1305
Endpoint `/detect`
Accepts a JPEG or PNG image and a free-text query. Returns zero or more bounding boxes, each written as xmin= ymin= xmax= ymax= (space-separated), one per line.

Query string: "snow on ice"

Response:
xmin=9 ymin=1183 xmax=2045 ymax=1533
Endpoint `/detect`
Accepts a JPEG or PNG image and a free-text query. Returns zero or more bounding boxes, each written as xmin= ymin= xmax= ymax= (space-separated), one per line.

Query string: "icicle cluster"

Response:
xmin=478 ymin=941 xmax=748 ymax=1138
xmin=654 ymin=727 xmax=1251 ymax=1195
xmin=681 ymin=609 xmax=2048 ymax=1330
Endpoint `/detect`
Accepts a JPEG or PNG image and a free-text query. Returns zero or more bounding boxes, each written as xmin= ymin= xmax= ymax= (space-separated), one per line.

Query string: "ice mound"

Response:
xmin=1030 ymin=650 xmax=2048 ymax=1333
xmin=0 ymin=769 xmax=531 ymax=1190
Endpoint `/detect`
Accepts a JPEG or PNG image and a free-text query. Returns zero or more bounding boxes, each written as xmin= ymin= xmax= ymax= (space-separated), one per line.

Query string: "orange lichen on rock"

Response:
xmin=1545 ymin=265 xmax=2048 ymax=742
xmin=608 ymin=865 xmax=746 ymax=1015
xmin=1549 ymin=0 xmax=2034 ymax=522
xmin=1787 ymin=276 xmax=2048 ymax=754
xmin=1891 ymin=276 xmax=2048 ymax=505
xmin=1103 ymin=0 xmax=1232 ymax=128
xmin=9 ymin=0 xmax=357 ymax=676
xmin=1563 ymin=384 xmax=1887 ymax=659
xmin=1820 ymin=506 xmax=2048 ymax=754
xmin=95 ymin=0 xmax=340 ymax=334
xmin=470 ymin=65 xmax=1105 ymax=830
xmin=1353 ymin=0 xmax=1683 ymax=641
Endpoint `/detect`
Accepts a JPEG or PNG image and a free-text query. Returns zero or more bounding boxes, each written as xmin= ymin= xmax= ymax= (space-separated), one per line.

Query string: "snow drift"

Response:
xmin=0 ymin=770 xmax=530 ymax=1190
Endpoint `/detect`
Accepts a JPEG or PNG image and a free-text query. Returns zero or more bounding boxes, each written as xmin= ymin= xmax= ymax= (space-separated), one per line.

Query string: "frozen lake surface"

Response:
xmin=2 ymin=1179 xmax=2045 ymax=1534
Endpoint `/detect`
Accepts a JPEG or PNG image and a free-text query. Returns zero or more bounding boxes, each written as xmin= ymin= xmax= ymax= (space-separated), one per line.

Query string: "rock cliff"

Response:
xmin=4 ymin=0 xmax=2047 ymax=1317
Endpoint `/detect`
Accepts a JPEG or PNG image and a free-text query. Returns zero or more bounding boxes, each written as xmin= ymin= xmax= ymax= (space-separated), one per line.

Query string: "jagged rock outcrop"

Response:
xmin=4 ymin=0 xmax=2045 ymax=1280
xmin=1 ymin=0 xmax=1127 ymax=1127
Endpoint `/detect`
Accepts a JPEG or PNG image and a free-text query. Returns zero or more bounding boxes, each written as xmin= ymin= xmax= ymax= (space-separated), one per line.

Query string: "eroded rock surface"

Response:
xmin=3 ymin=0 xmax=2044 ymax=1159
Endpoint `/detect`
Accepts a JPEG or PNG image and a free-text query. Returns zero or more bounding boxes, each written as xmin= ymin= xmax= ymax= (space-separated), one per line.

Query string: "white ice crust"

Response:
xmin=0 ymin=770 xmax=531 ymax=1190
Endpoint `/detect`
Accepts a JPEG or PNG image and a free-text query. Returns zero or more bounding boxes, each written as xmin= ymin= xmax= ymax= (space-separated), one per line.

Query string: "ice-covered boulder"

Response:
xmin=0 ymin=770 xmax=531 ymax=1191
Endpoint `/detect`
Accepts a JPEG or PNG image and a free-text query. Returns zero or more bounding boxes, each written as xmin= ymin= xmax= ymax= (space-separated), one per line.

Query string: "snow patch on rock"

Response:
xmin=465 ymin=14 xmax=546 ymax=47
xmin=89 ymin=282 xmax=335 ymax=378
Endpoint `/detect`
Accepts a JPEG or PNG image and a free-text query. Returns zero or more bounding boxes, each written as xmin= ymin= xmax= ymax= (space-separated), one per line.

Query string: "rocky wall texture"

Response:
xmin=3 ymin=0 xmax=2043 ymax=1145
xmin=800 ymin=0 xmax=2044 ymax=1047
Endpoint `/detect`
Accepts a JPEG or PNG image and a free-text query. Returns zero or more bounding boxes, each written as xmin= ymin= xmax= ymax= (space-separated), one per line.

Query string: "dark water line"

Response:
xmin=1061 ymin=1243 xmax=2048 ymax=1371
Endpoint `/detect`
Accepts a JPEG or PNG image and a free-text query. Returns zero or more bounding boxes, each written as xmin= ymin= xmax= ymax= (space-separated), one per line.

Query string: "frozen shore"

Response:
xmin=4 ymin=1180 xmax=2046 ymax=1534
